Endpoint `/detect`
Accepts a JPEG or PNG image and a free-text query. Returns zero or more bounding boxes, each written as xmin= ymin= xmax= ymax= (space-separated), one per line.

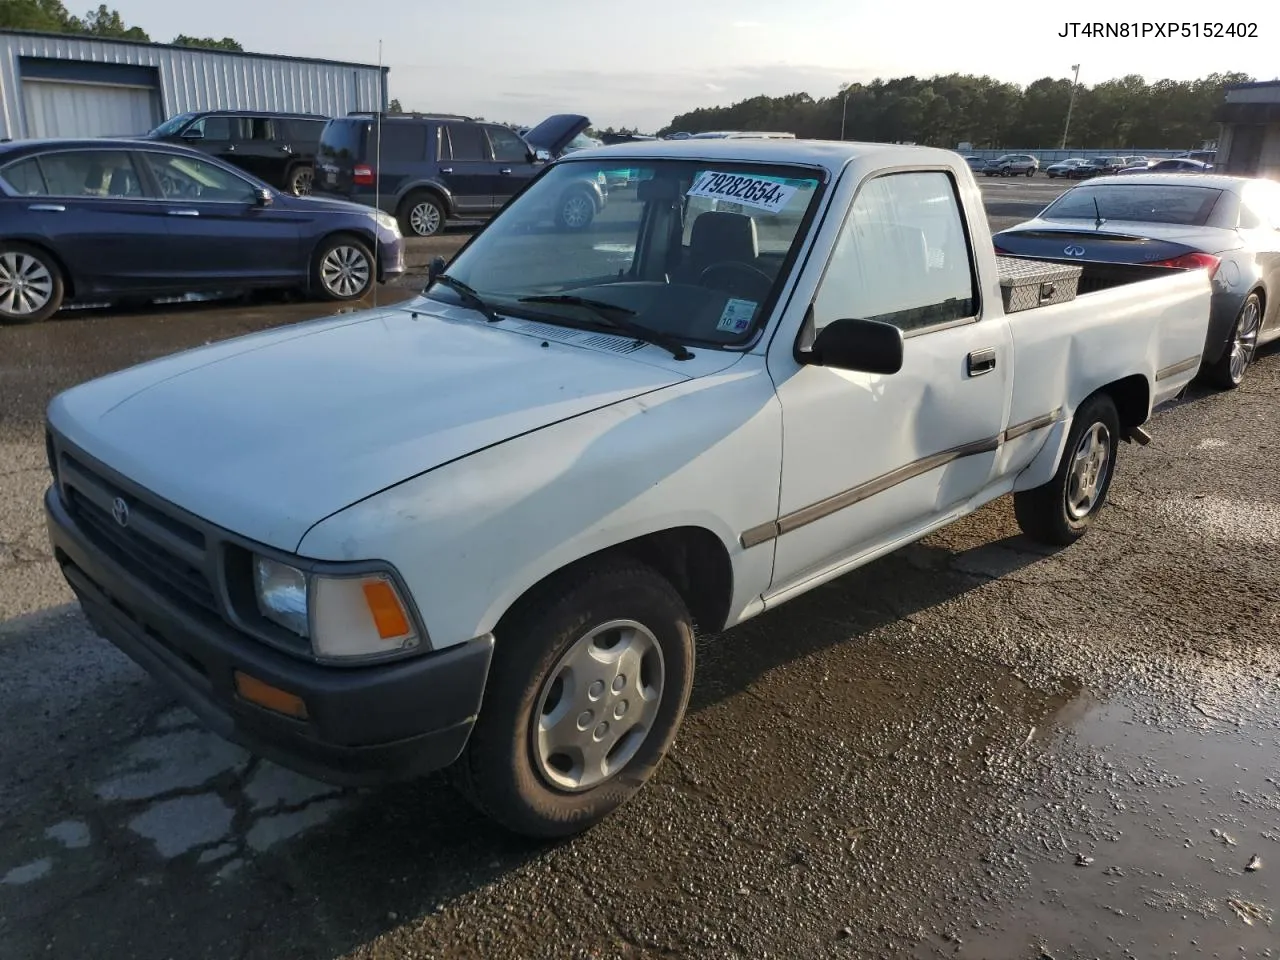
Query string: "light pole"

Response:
xmin=840 ymin=83 xmax=851 ymax=140
xmin=1060 ymin=64 xmax=1080 ymax=150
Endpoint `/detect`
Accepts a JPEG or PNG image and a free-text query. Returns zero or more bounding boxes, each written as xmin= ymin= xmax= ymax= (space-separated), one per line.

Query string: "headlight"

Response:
xmin=253 ymin=556 xmax=420 ymax=660
xmin=374 ymin=210 xmax=400 ymax=236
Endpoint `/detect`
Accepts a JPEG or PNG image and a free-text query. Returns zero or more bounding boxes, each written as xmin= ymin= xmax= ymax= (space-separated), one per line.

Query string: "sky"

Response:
xmin=116 ymin=0 xmax=1278 ymax=131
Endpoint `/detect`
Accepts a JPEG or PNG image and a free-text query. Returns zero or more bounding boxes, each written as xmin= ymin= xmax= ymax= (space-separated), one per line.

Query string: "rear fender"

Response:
xmin=1011 ymin=416 xmax=1072 ymax=492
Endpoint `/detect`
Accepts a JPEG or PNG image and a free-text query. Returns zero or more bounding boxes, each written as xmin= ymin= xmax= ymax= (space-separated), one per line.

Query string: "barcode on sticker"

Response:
xmin=687 ymin=172 xmax=798 ymax=214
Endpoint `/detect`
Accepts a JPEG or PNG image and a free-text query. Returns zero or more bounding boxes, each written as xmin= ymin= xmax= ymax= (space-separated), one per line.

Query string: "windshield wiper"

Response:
xmin=518 ymin=294 xmax=693 ymax=361
xmin=431 ymin=274 xmax=502 ymax=323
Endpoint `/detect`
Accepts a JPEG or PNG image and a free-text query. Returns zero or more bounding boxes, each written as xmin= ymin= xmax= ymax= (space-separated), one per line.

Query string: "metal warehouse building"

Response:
xmin=0 ymin=29 xmax=387 ymax=141
xmin=1214 ymin=80 xmax=1280 ymax=181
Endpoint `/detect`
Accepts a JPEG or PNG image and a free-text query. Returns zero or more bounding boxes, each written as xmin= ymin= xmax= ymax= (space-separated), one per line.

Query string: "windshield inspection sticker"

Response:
xmin=687 ymin=171 xmax=798 ymax=214
xmin=716 ymin=298 xmax=758 ymax=334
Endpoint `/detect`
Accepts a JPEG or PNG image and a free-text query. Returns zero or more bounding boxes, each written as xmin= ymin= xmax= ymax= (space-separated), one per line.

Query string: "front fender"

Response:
xmin=297 ymin=360 xmax=784 ymax=650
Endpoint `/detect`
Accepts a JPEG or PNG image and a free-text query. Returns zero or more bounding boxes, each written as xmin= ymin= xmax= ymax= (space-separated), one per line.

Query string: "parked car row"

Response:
xmin=994 ymin=171 xmax=1280 ymax=388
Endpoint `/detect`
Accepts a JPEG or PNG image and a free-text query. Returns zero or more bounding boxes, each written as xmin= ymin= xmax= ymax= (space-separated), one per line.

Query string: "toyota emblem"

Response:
xmin=112 ymin=497 xmax=130 ymax=528
xmin=1064 ymin=244 xmax=1086 ymax=257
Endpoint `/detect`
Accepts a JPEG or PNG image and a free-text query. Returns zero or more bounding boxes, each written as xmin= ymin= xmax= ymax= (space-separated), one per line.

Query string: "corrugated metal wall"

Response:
xmin=0 ymin=31 xmax=386 ymax=140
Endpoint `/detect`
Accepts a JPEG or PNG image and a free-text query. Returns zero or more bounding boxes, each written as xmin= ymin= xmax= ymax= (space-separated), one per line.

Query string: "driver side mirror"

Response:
xmin=254 ymin=187 xmax=273 ymax=207
xmin=427 ymin=255 xmax=447 ymax=286
xmin=799 ymin=316 xmax=904 ymax=374
xmin=532 ymin=148 xmax=552 ymax=163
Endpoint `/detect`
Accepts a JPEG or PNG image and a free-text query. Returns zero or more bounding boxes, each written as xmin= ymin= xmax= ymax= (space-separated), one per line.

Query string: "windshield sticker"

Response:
xmin=716 ymin=298 xmax=758 ymax=334
xmin=687 ymin=171 xmax=799 ymax=214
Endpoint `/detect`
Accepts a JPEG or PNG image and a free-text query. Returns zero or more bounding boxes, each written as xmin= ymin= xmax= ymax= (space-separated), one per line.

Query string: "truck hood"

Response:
xmin=49 ymin=298 xmax=727 ymax=551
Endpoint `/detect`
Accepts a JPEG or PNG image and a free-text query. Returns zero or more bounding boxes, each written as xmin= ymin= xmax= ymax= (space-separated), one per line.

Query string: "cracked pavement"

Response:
xmin=1 ymin=195 xmax=1278 ymax=959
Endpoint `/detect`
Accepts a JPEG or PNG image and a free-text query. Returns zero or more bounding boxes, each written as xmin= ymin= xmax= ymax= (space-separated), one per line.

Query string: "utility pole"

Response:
xmin=1060 ymin=64 xmax=1080 ymax=150
xmin=840 ymin=83 xmax=851 ymax=140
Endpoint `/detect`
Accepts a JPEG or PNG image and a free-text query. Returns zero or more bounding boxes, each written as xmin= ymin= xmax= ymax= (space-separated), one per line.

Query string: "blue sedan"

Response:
xmin=0 ymin=138 xmax=404 ymax=324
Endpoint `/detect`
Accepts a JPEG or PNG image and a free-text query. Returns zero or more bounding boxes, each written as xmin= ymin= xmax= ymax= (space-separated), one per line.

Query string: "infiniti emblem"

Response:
xmin=112 ymin=497 xmax=130 ymax=528
xmin=1064 ymin=244 xmax=1086 ymax=256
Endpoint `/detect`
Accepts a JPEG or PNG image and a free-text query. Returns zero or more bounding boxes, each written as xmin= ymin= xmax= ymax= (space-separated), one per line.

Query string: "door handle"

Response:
xmin=226 ymin=145 xmax=236 ymax=152
xmin=499 ymin=168 xmax=512 ymax=175
xmin=967 ymin=348 xmax=997 ymax=376
xmin=439 ymin=167 xmax=453 ymax=174
xmin=168 ymin=209 xmax=200 ymax=216
xmin=28 ymin=203 xmax=66 ymax=212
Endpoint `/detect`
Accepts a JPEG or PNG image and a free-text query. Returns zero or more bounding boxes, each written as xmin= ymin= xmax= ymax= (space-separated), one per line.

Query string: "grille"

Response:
xmin=62 ymin=458 xmax=219 ymax=617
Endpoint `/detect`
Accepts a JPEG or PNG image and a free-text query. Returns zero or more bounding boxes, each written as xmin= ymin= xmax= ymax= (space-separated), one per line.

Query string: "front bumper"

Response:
xmin=44 ymin=484 xmax=492 ymax=787
xmin=378 ymin=234 xmax=407 ymax=281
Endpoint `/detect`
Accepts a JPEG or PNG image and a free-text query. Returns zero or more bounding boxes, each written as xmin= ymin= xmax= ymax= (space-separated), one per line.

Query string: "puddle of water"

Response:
xmin=960 ymin=697 xmax=1280 ymax=957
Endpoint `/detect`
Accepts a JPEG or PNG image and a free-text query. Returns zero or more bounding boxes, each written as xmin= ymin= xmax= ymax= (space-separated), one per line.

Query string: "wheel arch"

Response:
xmin=310 ymin=228 xmax=381 ymax=289
xmin=494 ymin=525 xmax=735 ymax=641
xmin=397 ymin=181 xmax=455 ymax=217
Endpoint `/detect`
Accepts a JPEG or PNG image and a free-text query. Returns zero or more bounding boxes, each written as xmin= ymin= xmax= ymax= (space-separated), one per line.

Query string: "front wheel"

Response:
xmin=452 ymin=560 xmax=695 ymax=838
xmin=1203 ymin=292 xmax=1262 ymax=390
xmin=312 ymin=235 xmax=374 ymax=301
xmin=1026 ymin=168 xmax=1035 ymax=177
xmin=1013 ymin=393 xmax=1120 ymax=546
xmin=0 ymin=243 xmax=65 ymax=324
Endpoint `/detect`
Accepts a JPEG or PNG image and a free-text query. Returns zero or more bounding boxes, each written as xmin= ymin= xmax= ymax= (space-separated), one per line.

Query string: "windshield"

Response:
xmin=149 ymin=113 xmax=196 ymax=137
xmin=1043 ymin=184 xmax=1225 ymax=226
xmin=432 ymin=159 xmax=825 ymax=347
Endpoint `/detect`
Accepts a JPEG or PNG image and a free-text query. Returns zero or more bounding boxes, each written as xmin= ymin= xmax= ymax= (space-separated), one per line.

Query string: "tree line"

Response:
xmin=1 ymin=0 xmax=242 ymax=50
xmin=659 ymin=72 xmax=1253 ymax=149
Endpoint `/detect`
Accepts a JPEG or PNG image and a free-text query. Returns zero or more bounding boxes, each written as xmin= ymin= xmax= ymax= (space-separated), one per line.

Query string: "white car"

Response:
xmin=44 ymin=139 xmax=1213 ymax=838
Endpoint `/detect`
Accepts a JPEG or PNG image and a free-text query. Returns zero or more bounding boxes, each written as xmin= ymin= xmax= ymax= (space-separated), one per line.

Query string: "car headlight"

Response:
xmin=253 ymin=556 xmax=420 ymax=660
xmin=374 ymin=210 xmax=401 ymax=236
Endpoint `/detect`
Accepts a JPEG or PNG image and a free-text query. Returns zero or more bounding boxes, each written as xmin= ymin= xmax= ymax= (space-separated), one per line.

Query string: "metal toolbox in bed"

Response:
xmin=996 ymin=256 xmax=1083 ymax=313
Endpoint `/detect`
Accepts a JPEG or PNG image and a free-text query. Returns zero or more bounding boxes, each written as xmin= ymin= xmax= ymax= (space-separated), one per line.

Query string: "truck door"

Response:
xmin=764 ymin=169 xmax=1012 ymax=596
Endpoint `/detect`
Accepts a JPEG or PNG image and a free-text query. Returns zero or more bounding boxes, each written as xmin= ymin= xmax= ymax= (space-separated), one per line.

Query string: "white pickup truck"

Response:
xmin=44 ymin=140 xmax=1212 ymax=838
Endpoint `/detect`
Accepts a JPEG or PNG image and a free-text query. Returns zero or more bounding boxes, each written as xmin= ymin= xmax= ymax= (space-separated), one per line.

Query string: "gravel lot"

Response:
xmin=1 ymin=178 xmax=1277 ymax=960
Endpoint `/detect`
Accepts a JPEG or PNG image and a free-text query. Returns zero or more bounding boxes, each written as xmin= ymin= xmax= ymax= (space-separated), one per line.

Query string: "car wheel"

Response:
xmin=1204 ymin=292 xmax=1263 ymax=390
xmin=1013 ymin=393 xmax=1120 ymax=546
xmin=289 ymin=165 xmax=314 ymax=196
xmin=400 ymin=192 xmax=445 ymax=237
xmin=1026 ymin=168 xmax=1035 ymax=177
xmin=556 ymin=191 xmax=596 ymax=231
xmin=452 ymin=559 xmax=696 ymax=838
xmin=312 ymin=234 xmax=374 ymax=301
xmin=0 ymin=243 xmax=65 ymax=324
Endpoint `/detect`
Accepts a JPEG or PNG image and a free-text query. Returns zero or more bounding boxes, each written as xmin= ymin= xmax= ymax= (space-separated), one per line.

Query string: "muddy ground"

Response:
xmin=1 ymin=183 xmax=1277 ymax=959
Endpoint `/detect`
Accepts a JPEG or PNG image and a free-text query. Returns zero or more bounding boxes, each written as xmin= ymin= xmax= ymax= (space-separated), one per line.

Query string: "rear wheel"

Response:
xmin=1026 ymin=167 xmax=1035 ymax=177
xmin=288 ymin=165 xmax=314 ymax=196
xmin=312 ymin=234 xmax=374 ymax=301
xmin=452 ymin=560 xmax=695 ymax=838
xmin=0 ymin=243 xmax=64 ymax=324
xmin=1014 ymin=393 xmax=1120 ymax=546
xmin=400 ymin=191 xmax=445 ymax=237
xmin=556 ymin=190 xmax=595 ymax=230
xmin=1204 ymin=293 xmax=1262 ymax=390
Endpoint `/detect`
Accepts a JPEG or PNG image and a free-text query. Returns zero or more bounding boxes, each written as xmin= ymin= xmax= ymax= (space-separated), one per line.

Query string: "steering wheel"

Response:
xmin=698 ymin=261 xmax=774 ymax=300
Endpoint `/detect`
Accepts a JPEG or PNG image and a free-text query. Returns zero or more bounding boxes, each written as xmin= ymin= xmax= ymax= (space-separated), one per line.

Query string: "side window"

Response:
xmin=2 ymin=157 xmax=48 ymax=195
xmin=285 ymin=119 xmax=325 ymax=144
xmin=444 ymin=123 xmax=489 ymax=161
xmin=191 ymin=115 xmax=235 ymax=140
xmin=241 ymin=117 xmax=275 ymax=141
xmin=378 ymin=123 xmax=427 ymax=161
xmin=144 ymin=152 xmax=257 ymax=203
xmin=486 ymin=125 xmax=528 ymax=163
xmin=35 ymin=150 xmax=144 ymax=198
xmin=813 ymin=171 xmax=977 ymax=334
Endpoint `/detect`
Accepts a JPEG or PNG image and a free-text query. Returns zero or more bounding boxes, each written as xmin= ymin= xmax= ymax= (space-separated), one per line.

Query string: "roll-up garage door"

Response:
xmin=22 ymin=79 xmax=160 ymax=139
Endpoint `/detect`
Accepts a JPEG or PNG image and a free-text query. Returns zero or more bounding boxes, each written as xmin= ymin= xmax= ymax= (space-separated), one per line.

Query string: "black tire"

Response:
xmin=452 ymin=559 xmax=696 ymax=838
xmin=556 ymin=190 xmax=596 ymax=231
xmin=0 ymin=242 xmax=65 ymax=324
xmin=1203 ymin=292 xmax=1262 ymax=391
xmin=399 ymin=191 xmax=446 ymax=237
xmin=288 ymin=164 xmax=314 ymax=196
xmin=311 ymin=234 xmax=375 ymax=301
xmin=1013 ymin=393 xmax=1120 ymax=546
xmin=1026 ymin=168 xmax=1035 ymax=177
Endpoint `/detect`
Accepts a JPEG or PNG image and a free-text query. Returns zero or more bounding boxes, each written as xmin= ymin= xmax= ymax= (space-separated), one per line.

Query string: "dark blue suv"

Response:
xmin=312 ymin=113 xmax=605 ymax=236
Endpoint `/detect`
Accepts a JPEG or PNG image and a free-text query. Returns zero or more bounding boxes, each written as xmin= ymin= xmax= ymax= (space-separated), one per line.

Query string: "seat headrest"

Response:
xmin=688 ymin=211 xmax=759 ymax=264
